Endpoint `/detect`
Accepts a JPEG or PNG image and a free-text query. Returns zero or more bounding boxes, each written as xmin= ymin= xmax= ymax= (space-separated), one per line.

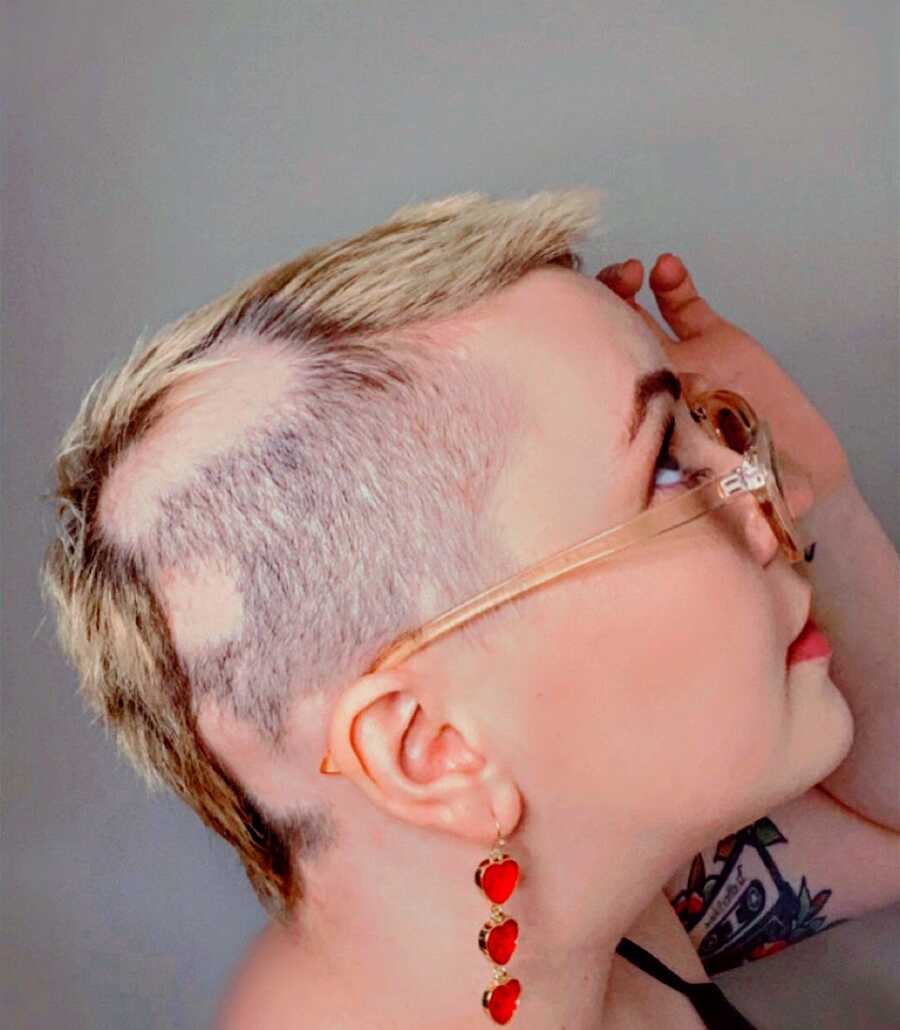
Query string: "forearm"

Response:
xmin=799 ymin=479 xmax=900 ymax=831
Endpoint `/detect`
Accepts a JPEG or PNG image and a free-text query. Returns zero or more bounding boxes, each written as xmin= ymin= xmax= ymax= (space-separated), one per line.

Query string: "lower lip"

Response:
xmin=786 ymin=616 xmax=833 ymax=666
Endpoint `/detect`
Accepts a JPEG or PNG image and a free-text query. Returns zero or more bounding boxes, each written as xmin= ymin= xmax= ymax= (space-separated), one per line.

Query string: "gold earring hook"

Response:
xmin=493 ymin=814 xmax=506 ymax=852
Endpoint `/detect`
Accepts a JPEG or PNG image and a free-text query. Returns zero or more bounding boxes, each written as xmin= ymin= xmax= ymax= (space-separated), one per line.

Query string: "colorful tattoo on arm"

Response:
xmin=670 ymin=817 xmax=848 ymax=976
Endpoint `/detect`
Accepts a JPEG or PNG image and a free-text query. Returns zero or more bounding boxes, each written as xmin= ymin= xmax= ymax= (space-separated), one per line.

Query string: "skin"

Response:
xmin=208 ymin=264 xmax=854 ymax=1028
xmin=600 ymin=254 xmax=851 ymax=502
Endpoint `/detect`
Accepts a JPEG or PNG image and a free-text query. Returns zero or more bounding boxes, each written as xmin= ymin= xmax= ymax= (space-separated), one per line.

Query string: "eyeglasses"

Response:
xmin=320 ymin=385 xmax=808 ymax=775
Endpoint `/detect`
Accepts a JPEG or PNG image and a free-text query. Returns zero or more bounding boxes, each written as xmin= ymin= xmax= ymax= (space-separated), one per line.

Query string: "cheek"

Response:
xmin=557 ymin=546 xmax=786 ymax=832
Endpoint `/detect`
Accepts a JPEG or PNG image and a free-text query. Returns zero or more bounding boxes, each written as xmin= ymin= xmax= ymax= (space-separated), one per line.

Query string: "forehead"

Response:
xmin=456 ymin=266 xmax=669 ymax=560
xmin=461 ymin=265 xmax=664 ymax=423
xmin=461 ymin=265 xmax=666 ymax=443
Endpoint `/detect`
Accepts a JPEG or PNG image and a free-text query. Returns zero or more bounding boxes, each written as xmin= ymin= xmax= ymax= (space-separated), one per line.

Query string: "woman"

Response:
xmin=216 ymin=255 xmax=894 ymax=1028
xmin=43 ymin=192 xmax=898 ymax=1028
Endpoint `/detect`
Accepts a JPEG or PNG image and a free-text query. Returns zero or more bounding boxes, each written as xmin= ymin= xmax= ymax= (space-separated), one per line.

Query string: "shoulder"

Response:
xmin=214 ymin=920 xmax=329 ymax=1030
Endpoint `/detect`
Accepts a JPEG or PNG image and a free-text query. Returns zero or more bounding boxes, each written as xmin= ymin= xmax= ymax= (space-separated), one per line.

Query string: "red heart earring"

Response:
xmin=474 ymin=816 xmax=522 ymax=1024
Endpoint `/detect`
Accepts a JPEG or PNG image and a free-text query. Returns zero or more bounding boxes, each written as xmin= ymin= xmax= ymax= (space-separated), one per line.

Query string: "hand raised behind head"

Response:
xmin=596 ymin=254 xmax=852 ymax=505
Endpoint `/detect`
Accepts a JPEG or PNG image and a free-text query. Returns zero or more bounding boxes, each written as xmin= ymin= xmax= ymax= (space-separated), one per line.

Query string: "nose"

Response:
xmin=701 ymin=430 xmax=816 ymax=567
xmin=740 ymin=495 xmax=782 ymax=567
xmin=740 ymin=457 xmax=815 ymax=567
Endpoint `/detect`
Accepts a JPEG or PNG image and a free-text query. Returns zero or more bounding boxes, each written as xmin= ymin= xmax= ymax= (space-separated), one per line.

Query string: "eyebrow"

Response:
xmin=626 ymin=368 xmax=682 ymax=446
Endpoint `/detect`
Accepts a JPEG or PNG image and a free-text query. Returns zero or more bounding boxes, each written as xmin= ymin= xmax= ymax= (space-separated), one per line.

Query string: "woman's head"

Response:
xmin=316 ymin=265 xmax=853 ymax=904
xmin=40 ymin=189 xmax=850 ymax=924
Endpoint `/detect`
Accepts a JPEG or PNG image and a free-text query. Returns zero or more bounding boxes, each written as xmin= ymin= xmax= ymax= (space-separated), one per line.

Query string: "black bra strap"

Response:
xmin=616 ymin=938 xmax=758 ymax=1029
xmin=616 ymin=936 xmax=691 ymax=991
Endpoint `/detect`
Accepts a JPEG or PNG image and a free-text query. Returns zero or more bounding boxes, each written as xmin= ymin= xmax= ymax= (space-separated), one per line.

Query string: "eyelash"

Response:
xmin=651 ymin=412 xmax=710 ymax=499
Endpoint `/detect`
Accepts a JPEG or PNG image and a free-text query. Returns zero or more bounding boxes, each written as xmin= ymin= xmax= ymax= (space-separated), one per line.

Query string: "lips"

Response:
xmin=787 ymin=615 xmax=832 ymax=666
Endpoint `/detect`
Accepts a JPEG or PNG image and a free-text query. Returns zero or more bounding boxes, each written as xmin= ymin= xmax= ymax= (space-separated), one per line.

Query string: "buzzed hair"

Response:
xmin=40 ymin=188 xmax=602 ymax=916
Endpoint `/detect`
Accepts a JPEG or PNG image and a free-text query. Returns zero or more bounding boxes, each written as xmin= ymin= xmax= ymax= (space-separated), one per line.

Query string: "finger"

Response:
xmin=649 ymin=254 xmax=724 ymax=341
xmin=595 ymin=258 xmax=643 ymax=301
xmin=595 ymin=260 xmax=673 ymax=344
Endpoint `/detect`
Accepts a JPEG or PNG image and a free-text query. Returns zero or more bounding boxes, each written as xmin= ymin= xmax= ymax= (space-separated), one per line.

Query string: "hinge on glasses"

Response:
xmin=720 ymin=459 xmax=766 ymax=497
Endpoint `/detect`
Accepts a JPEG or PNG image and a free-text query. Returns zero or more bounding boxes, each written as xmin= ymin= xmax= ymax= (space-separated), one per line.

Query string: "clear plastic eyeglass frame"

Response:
xmin=320 ymin=386 xmax=807 ymax=775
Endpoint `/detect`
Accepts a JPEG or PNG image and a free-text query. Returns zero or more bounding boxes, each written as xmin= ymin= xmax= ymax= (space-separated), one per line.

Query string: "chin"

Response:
xmin=785 ymin=667 xmax=856 ymax=795
xmin=816 ymin=671 xmax=856 ymax=773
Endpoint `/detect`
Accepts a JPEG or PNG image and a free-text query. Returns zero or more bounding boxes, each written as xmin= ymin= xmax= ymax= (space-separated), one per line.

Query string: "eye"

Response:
xmin=652 ymin=414 xmax=686 ymax=490
xmin=648 ymin=410 xmax=713 ymax=504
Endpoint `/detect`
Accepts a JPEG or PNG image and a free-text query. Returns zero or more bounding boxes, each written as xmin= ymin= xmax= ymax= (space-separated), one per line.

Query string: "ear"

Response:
xmin=325 ymin=668 xmax=521 ymax=843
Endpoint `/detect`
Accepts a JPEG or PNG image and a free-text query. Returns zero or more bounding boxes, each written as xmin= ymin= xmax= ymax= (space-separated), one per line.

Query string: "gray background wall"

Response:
xmin=2 ymin=1 xmax=898 ymax=1027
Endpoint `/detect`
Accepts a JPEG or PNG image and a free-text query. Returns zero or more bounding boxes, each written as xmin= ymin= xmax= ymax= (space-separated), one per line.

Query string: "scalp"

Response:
xmin=98 ymin=335 xmax=301 ymax=548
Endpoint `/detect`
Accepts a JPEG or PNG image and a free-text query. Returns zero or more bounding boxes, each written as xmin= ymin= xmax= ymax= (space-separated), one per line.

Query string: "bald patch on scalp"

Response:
xmin=156 ymin=561 xmax=245 ymax=656
xmin=98 ymin=335 xmax=301 ymax=547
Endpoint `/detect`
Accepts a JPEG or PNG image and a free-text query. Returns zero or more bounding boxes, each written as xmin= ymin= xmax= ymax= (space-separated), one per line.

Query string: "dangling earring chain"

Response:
xmin=474 ymin=816 xmax=522 ymax=1024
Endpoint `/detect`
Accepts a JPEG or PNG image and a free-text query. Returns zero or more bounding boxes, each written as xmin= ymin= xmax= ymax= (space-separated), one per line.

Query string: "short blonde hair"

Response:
xmin=40 ymin=188 xmax=602 ymax=917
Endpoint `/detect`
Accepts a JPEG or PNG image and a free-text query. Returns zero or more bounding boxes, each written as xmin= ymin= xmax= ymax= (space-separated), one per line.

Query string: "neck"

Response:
xmin=279 ymin=801 xmax=701 ymax=1029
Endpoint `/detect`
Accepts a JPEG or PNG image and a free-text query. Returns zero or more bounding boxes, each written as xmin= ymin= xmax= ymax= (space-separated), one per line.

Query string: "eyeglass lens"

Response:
xmin=709 ymin=400 xmax=799 ymax=560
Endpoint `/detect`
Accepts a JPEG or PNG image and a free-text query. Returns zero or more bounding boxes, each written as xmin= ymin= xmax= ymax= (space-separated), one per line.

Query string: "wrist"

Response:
xmin=803 ymin=476 xmax=864 ymax=541
xmin=797 ymin=478 xmax=885 ymax=626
